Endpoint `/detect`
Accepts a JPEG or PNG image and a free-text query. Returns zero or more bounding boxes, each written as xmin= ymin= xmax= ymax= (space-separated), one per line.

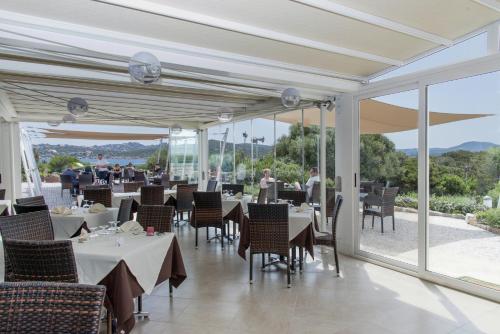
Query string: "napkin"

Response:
xmin=171 ymin=185 xmax=177 ymax=190
xmin=234 ymin=192 xmax=243 ymax=199
xmin=51 ymin=206 xmax=72 ymax=215
xmin=89 ymin=203 xmax=106 ymax=213
xmin=118 ymin=220 xmax=144 ymax=233
xmin=78 ymin=228 xmax=89 ymax=242
xmin=300 ymin=202 xmax=310 ymax=210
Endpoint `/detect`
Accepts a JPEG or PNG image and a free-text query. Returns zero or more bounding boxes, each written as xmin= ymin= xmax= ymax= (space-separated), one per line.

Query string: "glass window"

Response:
xmin=169 ymin=129 xmax=198 ymax=183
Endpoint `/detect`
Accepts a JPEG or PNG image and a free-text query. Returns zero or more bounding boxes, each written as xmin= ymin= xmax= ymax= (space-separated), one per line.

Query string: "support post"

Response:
xmin=320 ymin=104 xmax=327 ymax=228
xmin=0 ymin=121 xmax=22 ymax=201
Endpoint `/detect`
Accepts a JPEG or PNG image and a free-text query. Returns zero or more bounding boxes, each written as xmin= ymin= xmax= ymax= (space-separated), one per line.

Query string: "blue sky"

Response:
xmin=25 ymin=32 xmax=499 ymax=150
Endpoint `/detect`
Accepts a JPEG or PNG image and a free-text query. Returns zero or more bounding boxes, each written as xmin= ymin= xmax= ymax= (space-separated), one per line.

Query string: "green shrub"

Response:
xmin=434 ymin=174 xmax=468 ymax=195
xmin=47 ymin=155 xmax=81 ymax=173
xmin=476 ymin=208 xmax=500 ymax=228
xmin=395 ymin=193 xmax=485 ymax=215
xmin=487 ymin=182 xmax=500 ymax=208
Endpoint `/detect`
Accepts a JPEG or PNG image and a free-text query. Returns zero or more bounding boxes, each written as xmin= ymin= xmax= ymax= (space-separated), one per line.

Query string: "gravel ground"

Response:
xmin=361 ymin=211 xmax=500 ymax=286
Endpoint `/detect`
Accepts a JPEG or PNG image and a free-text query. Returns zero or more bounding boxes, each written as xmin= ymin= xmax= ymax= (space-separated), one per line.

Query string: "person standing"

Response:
xmin=95 ymin=153 xmax=110 ymax=184
xmin=62 ymin=165 xmax=79 ymax=195
xmin=259 ymin=168 xmax=275 ymax=189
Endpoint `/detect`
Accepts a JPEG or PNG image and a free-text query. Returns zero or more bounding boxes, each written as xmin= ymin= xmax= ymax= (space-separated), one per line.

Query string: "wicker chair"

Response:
xmin=134 ymin=171 xmax=146 ymax=185
xmin=266 ymin=181 xmax=285 ymax=203
xmin=247 ymin=203 xmax=292 ymax=287
xmin=310 ymin=181 xmax=321 ymax=204
xmin=175 ymin=184 xmax=197 ymax=223
xmin=325 ymin=187 xmax=336 ymax=222
xmin=141 ymin=185 xmax=165 ymax=205
xmin=206 ymin=180 xmax=218 ymax=192
xmin=123 ymin=181 xmax=143 ymax=193
xmin=3 ymin=239 xmax=78 ymax=283
xmin=0 ymin=210 xmax=54 ymax=240
xmin=160 ymin=174 xmax=170 ymax=187
xmin=0 ymin=281 xmax=105 ymax=334
xmin=315 ymin=195 xmax=343 ymax=276
xmin=362 ymin=187 xmax=399 ymax=233
xmin=222 ymin=183 xmax=244 ymax=195
xmin=78 ymin=172 xmax=93 ymax=193
xmin=136 ymin=205 xmax=174 ymax=233
xmin=117 ymin=198 xmax=134 ymax=224
xmin=277 ymin=190 xmax=307 ymax=206
xmin=16 ymin=195 xmax=45 ymax=206
xmin=60 ymin=174 xmax=74 ymax=197
xmin=13 ymin=204 xmax=48 ymax=215
xmin=83 ymin=188 xmax=112 ymax=207
xmin=257 ymin=187 xmax=267 ymax=204
xmin=0 ymin=189 xmax=5 ymax=200
xmin=193 ymin=191 xmax=225 ymax=249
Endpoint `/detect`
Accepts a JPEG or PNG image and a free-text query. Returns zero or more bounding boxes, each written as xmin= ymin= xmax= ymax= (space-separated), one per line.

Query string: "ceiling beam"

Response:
xmin=0 ymin=91 xmax=16 ymax=121
xmin=472 ymin=0 xmax=500 ymax=12
xmin=292 ymin=0 xmax=453 ymax=46
xmin=93 ymin=0 xmax=402 ymax=65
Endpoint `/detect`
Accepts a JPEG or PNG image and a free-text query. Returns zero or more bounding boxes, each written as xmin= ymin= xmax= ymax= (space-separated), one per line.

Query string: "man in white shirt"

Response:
xmin=259 ymin=168 xmax=275 ymax=189
xmin=95 ymin=153 xmax=110 ymax=183
xmin=305 ymin=167 xmax=320 ymax=200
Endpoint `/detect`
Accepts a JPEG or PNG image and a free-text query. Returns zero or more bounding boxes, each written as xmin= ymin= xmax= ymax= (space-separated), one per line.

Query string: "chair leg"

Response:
xmin=392 ymin=216 xmax=395 ymax=231
xmin=261 ymin=253 xmax=265 ymax=269
xmin=291 ymin=247 xmax=296 ymax=272
xmin=362 ymin=213 xmax=365 ymax=229
xmin=195 ymin=226 xmax=198 ymax=249
xmin=286 ymin=255 xmax=291 ymax=288
xmin=372 ymin=215 xmax=374 ymax=228
xmin=106 ymin=310 xmax=113 ymax=334
xmin=299 ymin=247 xmax=303 ymax=272
xmin=381 ymin=217 xmax=384 ymax=234
xmin=249 ymin=253 xmax=253 ymax=284
xmin=206 ymin=226 xmax=209 ymax=240
xmin=221 ymin=224 xmax=224 ymax=250
xmin=169 ymin=281 xmax=173 ymax=297
xmin=232 ymin=220 xmax=236 ymax=241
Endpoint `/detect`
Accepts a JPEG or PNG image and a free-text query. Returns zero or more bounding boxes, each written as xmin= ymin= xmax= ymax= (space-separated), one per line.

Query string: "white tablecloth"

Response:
xmin=112 ymin=190 xmax=176 ymax=208
xmin=288 ymin=208 xmax=315 ymax=241
xmin=72 ymin=232 xmax=175 ymax=294
xmin=222 ymin=195 xmax=253 ymax=216
xmin=0 ymin=200 xmax=11 ymax=215
xmin=51 ymin=207 xmax=118 ymax=240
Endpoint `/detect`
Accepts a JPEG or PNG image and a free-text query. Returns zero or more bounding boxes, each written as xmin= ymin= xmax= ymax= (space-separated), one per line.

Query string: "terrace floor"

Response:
xmin=361 ymin=211 xmax=500 ymax=287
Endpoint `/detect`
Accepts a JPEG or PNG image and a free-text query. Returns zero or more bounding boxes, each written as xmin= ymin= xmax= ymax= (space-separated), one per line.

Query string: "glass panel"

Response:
xmin=208 ymin=124 xmax=234 ymax=183
xmin=428 ymin=71 xmax=500 ymax=287
xmin=252 ymin=117 xmax=277 ymax=198
xmin=359 ymin=90 xmax=419 ymax=266
xmin=234 ymin=120 xmax=255 ymax=194
xmin=169 ymin=129 xmax=198 ymax=183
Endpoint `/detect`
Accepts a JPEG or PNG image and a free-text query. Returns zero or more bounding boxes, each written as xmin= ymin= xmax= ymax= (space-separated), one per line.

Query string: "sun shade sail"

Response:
xmin=41 ymin=129 xmax=169 ymax=141
xmin=269 ymin=99 xmax=491 ymax=134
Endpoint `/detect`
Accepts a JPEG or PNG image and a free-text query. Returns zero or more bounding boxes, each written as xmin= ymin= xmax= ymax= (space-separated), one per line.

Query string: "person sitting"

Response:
xmin=153 ymin=163 xmax=163 ymax=176
xmin=81 ymin=166 xmax=95 ymax=183
xmin=125 ymin=162 xmax=135 ymax=181
xmin=95 ymin=153 xmax=110 ymax=184
xmin=305 ymin=167 xmax=320 ymax=200
xmin=259 ymin=168 xmax=275 ymax=189
xmin=112 ymin=164 xmax=122 ymax=181
xmin=62 ymin=165 xmax=79 ymax=195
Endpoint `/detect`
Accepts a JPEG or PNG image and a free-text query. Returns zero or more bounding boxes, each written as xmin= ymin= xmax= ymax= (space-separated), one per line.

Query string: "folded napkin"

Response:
xmin=89 ymin=203 xmax=106 ymax=213
xmin=234 ymin=192 xmax=243 ymax=199
xmin=78 ymin=228 xmax=89 ymax=242
xmin=117 ymin=220 xmax=144 ymax=233
xmin=51 ymin=206 xmax=72 ymax=215
xmin=300 ymin=202 xmax=310 ymax=210
xmin=171 ymin=185 xmax=177 ymax=190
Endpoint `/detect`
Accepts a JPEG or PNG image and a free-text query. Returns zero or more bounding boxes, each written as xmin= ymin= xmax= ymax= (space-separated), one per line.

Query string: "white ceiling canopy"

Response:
xmin=0 ymin=0 xmax=498 ymax=127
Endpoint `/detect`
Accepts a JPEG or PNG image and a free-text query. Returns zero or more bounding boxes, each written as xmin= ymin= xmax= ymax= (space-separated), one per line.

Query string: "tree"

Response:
xmin=47 ymin=155 xmax=81 ymax=173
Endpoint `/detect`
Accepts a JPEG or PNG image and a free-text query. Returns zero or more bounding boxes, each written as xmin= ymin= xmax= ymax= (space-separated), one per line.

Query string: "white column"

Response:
xmin=0 ymin=121 xmax=22 ymax=201
xmin=199 ymin=129 xmax=209 ymax=189
xmin=319 ymin=104 xmax=327 ymax=227
xmin=487 ymin=22 xmax=500 ymax=54
xmin=334 ymin=94 xmax=355 ymax=255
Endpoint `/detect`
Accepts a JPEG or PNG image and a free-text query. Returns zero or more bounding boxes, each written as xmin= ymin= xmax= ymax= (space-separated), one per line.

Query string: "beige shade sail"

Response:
xmin=41 ymin=129 xmax=169 ymax=141
xmin=268 ymin=99 xmax=491 ymax=134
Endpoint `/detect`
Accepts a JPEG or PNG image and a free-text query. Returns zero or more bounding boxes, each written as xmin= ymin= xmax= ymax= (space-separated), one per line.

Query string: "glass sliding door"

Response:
xmin=234 ymin=120 xmax=255 ymax=194
xmin=358 ymin=89 xmax=419 ymax=266
xmin=427 ymin=71 xmax=500 ymax=287
xmin=169 ymin=129 xmax=199 ymax=183
xmin=208 ymin=124 xmax=234 ymax=183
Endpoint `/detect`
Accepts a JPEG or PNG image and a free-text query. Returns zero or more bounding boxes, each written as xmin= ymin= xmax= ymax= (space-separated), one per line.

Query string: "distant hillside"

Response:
xmin=398 ymin=141 xmax=499 ymax=156
xmin=208 ymin=139 xmax=273 ymax=156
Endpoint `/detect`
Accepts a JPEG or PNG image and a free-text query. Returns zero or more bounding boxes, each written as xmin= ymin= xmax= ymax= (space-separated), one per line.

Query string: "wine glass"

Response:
xmin=108 ymin=221 xmax=119 ymax=233
xmin=71 ymin=200 xmax=78 ymax=210
xmin=82 ymin=200 xmax=90 ymax=208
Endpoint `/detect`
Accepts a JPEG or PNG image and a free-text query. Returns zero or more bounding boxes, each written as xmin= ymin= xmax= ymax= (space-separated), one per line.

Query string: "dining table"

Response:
xmin=237 ymin=206 xmax=316 ymax=260
xmin=50 ymin=207 xmax=119 ymax=240
xmin=0 ymin=200 xmax=11 ymax=216
xmin=0 ymin=230 xmax=187 ymax=334
xmin=112 ymin=189 xmax=176 ymax=210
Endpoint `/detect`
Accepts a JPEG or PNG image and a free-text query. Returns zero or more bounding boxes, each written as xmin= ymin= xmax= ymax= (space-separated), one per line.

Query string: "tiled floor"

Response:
xmin=128 ymin=227 xmax=500 ymax=334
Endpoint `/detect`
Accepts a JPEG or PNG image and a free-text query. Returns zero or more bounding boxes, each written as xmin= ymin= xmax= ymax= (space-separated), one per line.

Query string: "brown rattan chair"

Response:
xmin=206 ymin=180 xmax=218 ymax=192
xmin=0 ymin=189 xmax=5 ymax=200
xmin=3 ymin=239 xmax=78 ymax=283
xmin=13 ymin=204 xmax=49 ymax=215
xmin=78 ymin=172 xmax=93 ymax=193
xmin=315 ymin=195 xmax=343 ymax=276
xmin=175 ymin=184 xmax=197 ymax=223
xmin=60 ymin=174 xmax=74 ymax=197
xmin=83 ymin=188 xmax=112 ymax=207
xmin=136 ymin=205 xmax=174 ymax=233
xmin=134 ymin=171 xmax=146 ymax=185
xmin=362 ymin=187 xmax=399 ymax=233
xmin=160 ymin=174 xmax=170 ymax=187
xmin=247 ymin=203 xmax=292 ymax=287
xmin=0 ymin=210 xmax=54 ymax=240
xmin=310 ymin=181 xmax=321 ymax=204
xmin=117 ymin=198 xmax=134 ymax=224
xmin=140 ymin=185 xmax=165 ymax=205
xmin=257 ymin=187 xmax=267 ymax=204
xmin=192 ymin=191 xmax=225 ymax=249
xmin=123 ymin=181 xmax=143 ymax=193
xmin=0 ymin=281 xmax=105 ymax=334
xmin=266 ymin=181 xmax=285 ymax=203
xmin=325 ymin=187 xmax=336 ymax=223
xmin=16 ymin=195 xmax=45 ymax=206
xmin=221 ymin=183 xmax=244 ymax=195
xmin=278 ymin=190 xmax=307 ymax=206
xmin=84 ymin=184 xmax=110 ymax=190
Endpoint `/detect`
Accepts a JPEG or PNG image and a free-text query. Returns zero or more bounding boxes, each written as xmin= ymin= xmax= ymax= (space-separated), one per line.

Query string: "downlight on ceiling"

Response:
xmin=128 ymin=51 xmax=162 ymax=84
